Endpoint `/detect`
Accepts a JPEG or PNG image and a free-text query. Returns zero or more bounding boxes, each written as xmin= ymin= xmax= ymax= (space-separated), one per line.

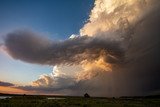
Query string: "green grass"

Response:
xmin=0 ymin=96 xmax=160 ymax=107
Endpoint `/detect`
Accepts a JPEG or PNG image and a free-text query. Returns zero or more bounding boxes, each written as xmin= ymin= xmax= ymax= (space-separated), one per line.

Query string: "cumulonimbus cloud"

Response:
xmin=1 ymin=0 xmax=160 ymax=97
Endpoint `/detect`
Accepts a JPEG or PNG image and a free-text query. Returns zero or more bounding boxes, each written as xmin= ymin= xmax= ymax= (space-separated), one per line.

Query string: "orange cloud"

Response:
xmin=0 ymin=86 xmax=30 ymax=94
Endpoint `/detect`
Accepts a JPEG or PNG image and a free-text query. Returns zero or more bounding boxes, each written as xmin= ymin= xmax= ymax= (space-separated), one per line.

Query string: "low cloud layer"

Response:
xmin=0 ymin=81 xmax=14 ymax=87
xmin=16 ymin=66 xmax=116 ymax=96
xmin=1 ymin=0 xmax=160 ymax=97
xmin=4 ymin=30 xmax=124 ymax=65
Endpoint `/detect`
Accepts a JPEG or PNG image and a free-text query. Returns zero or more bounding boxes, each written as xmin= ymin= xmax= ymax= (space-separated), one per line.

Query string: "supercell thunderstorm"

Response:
xmin=2 ymin=0 xmax=160 ymax=96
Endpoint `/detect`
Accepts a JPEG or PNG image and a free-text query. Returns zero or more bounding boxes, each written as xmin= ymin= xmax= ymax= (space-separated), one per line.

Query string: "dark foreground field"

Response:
xmin=0 ymin=95 xmax=160 ymax=107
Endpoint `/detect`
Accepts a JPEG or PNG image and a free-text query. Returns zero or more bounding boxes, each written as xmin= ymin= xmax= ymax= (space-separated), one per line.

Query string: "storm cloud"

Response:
xmin=2 ymin=0 xmax=160 ymax=97
xmin=4 ymin=30 xmax=124 ymax=65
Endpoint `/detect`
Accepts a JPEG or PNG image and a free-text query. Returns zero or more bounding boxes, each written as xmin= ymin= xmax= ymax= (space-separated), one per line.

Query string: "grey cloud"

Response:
xmin=16 ymin=76 xmax=77 ymax=95
xmin=15 ymin=72 xmax=110 ymax=96
xmin=0 ymin=81 xmax=15 ymax=87
xmin=4 ymin=30 xmax=124 ymax=65
xmin=98 ymin=5 xmax=160 ymax=96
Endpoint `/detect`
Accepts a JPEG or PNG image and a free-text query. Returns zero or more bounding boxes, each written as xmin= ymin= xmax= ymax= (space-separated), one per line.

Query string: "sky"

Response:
xmin=0 ymin=0 xmax=93 ymax=85
xmin=0 ymin=0 xmax=160 ymax=97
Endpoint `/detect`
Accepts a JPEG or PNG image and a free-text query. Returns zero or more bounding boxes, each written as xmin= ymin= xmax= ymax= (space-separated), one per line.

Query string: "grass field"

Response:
xmin=0 ymin=95 xmax=160 ymax=107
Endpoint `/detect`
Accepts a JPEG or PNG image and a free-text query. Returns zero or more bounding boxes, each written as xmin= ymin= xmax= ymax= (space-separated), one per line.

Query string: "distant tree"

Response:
xmin=84 ymin=93 xmax=90 ymax=98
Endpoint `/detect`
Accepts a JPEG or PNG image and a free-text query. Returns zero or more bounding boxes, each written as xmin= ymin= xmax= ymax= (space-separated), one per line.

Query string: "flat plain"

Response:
xmin=0 ymin=95 xmax=160 ymax=107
